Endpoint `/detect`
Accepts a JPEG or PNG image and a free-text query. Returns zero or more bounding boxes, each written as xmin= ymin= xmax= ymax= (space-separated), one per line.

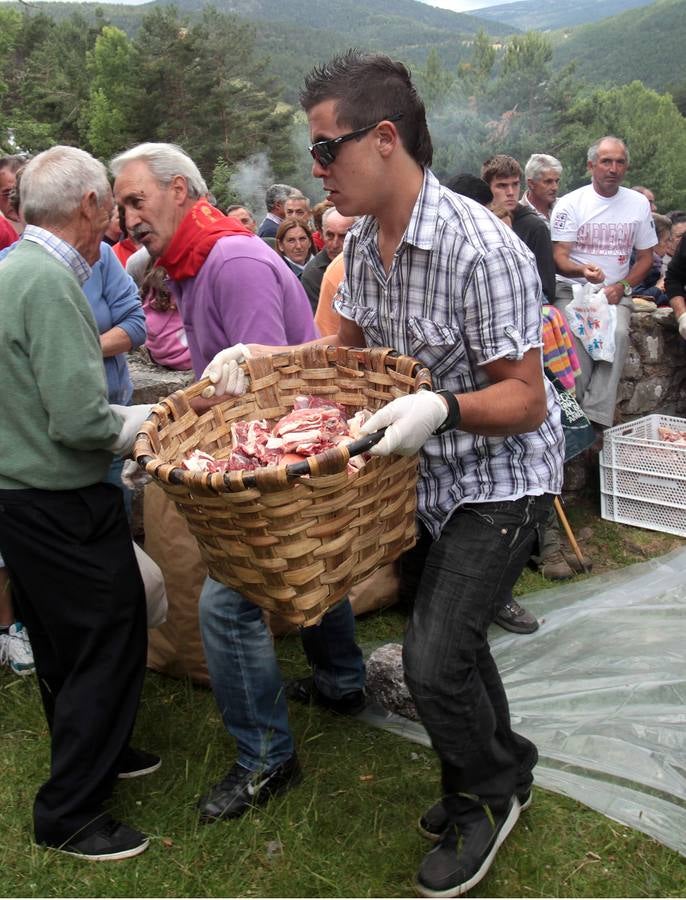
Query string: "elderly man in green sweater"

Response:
xmin=0 ymin=146 xmax=154 ymax=861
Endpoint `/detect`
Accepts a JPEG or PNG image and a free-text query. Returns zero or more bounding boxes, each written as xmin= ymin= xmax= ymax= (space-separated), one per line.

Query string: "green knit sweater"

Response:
xmin=0 ymin=241 xmax=123 ymax=490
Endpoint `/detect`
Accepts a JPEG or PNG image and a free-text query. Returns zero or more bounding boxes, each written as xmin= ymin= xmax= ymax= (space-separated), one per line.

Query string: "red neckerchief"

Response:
xmin=157 ymin=199 xmax=252 ymax=280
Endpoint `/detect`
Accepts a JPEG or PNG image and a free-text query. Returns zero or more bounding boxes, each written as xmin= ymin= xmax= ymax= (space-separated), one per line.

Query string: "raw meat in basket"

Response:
xmin=180 ymin=395 xmax=373 ymax=475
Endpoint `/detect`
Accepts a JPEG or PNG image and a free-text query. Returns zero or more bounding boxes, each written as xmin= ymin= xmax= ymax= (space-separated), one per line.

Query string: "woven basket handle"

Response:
xmin=181 ymin=376 xmax=220 ymax=401
xmin=280 ymin=428 xmax=387 ymax=478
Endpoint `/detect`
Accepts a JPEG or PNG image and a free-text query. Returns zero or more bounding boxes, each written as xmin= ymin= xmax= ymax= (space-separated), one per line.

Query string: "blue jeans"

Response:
xmin=199 ymin=578 xmax=364 ymax=771
xmin=402 ymin=494 xmax=552 ymax=822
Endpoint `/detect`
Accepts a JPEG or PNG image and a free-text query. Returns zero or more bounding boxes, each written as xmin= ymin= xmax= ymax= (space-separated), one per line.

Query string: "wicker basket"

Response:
xmin=134 ymin=346 xmax=431 ymax=626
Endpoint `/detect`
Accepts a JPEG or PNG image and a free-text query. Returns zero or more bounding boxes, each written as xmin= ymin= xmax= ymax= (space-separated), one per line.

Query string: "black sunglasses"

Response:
xmin=308 ymin=114 xmax=403 ymax=167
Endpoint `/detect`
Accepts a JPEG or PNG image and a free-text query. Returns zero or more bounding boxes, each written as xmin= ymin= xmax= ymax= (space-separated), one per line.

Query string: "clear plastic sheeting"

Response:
xmin=358 ymin=548 xmax=686 ymax=856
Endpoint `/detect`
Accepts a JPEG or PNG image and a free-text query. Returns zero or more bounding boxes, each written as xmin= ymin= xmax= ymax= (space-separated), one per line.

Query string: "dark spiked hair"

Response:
xmin=300 ymin=49 xmax=433 ymax=168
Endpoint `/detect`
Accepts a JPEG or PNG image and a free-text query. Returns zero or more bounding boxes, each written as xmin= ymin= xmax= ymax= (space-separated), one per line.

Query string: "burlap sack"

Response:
xmin=143 ymin=482 xmax=401 ymax=680
xmin=144 ymin=482 xmax=210 ymax=684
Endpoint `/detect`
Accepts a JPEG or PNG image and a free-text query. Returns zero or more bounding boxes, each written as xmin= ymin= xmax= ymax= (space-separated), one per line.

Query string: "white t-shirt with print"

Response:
xmin=551 ymin=184 xmax=656 ymax=286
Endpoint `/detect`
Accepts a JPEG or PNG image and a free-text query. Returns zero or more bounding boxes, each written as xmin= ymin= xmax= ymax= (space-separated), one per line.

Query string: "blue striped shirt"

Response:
xmin=22 ymin=225 xmax=92 ymax=286
xmin=337 ymin=169 xmax=564 ymax=538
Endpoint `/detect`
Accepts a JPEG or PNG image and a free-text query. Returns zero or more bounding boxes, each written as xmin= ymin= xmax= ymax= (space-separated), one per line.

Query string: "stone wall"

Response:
xmin=128 ymin=349 xmax=195 ymax=405
xmin=617 ymin=309 xmax=686 ymax=421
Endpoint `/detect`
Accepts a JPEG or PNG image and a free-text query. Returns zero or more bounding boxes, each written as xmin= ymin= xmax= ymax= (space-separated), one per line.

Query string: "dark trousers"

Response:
xmin=0 ymin=483 xmax=147 ymax=845
xmin=402 ymin=494 xmax=552 ymax=823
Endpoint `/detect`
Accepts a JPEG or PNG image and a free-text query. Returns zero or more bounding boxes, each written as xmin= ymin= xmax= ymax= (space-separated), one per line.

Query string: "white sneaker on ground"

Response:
xmin=0 ymin=623 xmax=36 ymax=676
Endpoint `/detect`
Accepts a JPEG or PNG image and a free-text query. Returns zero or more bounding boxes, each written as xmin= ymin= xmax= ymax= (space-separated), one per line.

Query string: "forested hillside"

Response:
xmin=551 ymin=0 xmax=684 ymax=96
xmin=1 ymin=1 xmax=685 ymax=212
xmin=0 ymin=0 xmax=514 ymax=105
xmin=474 ymin=0 xmax=654 ymax=32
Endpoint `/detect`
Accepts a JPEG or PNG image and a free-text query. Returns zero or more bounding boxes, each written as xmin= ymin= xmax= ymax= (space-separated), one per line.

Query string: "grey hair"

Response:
xmin=265 ymin=183 xmax=300 ymax=210
xmin=110 ymin=142 xmax=208 ymax=198
xmin=20 ymin=146 xmax=110 ymax=227
xmin=321 ymin=206 xmax=337 ymax=229
xmin=587 ymin=136 xmax=629 ymax=165
xmin=321 ymin=206 xmax=358 ymax=228
xmin=285 ymin=193 xmax=310 ymax=207
xmin=524 ymin=153 xmax=562 ymax=182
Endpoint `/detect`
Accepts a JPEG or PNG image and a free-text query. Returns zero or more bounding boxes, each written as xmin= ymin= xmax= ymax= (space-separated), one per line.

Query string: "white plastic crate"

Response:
xmin=599 ymin=414 xmax=686 ymax=537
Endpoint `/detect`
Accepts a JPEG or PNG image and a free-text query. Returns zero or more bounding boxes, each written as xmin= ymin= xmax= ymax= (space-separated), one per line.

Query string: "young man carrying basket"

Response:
xmin=205 ymin=52 xmax=564 ymax=896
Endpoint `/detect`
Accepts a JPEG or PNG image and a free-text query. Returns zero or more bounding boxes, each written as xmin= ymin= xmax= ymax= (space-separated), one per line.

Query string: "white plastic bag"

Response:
xmin=133 ymin=542 xmax=168 ymax=628
xmin=565 ymin=283 xmax=617 ymax=363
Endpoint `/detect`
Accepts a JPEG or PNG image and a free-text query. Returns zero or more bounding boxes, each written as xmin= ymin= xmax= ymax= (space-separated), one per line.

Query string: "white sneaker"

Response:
xmin=0 ymin=633 xmax=10 ymax=670
xmin=3 ymin=623 xmax=35 ymax=676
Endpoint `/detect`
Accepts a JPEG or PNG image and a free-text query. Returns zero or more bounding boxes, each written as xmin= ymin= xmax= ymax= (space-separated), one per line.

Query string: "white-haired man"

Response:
xmin=521 ymin=154 xmax=562 ymax=224
xmin=111 ymin=142 xmax=365 ymax=825
xmin=301 ymin=206 xmax=356 ymax=311
xmin=283 ymin=193 xmax=312 ymax=228
xmin=0 ymin=146 xmax=154 ymax=861
xmin=552 ymin=136 xmax=656 ymax=428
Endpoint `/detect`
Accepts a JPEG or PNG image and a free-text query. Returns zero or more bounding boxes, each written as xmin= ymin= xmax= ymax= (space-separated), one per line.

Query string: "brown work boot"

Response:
xmin=561 ymin=547 xmax=593 ymax=574
xmin=538 ymin=549 xmax=574 ymax=581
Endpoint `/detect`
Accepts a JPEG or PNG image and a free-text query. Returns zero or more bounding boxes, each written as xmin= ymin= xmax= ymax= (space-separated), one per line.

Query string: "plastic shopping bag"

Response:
xmin=545 ymin=373 xmax=596 ymax=462
xmin=565 ymin=284 xmax=617 ymax=363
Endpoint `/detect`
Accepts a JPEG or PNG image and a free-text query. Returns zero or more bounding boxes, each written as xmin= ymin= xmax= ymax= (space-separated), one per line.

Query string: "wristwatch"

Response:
xmin=433 ymin=390 xmax=461 ymax=435
xmin=619 ymin=279 xmax=633 ymax=297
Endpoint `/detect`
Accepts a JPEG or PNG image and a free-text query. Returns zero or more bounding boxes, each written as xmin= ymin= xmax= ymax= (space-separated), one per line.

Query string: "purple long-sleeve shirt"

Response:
xmin=168 ymin=235 xmax=318 ymax=376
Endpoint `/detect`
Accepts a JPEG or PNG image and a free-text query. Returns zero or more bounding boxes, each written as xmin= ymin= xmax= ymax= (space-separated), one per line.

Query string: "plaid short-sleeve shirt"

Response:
xmin=336 ymin=169 xmax=563 ymax=538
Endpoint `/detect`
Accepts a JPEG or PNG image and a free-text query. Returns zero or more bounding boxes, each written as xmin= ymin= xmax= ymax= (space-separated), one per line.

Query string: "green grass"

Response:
xmin=2 ymin=506 xmax=685 ymax=897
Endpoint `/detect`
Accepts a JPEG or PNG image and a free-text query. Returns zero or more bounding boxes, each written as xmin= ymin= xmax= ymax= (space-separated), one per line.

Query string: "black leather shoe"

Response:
xmin=42 ymin=818 xmax=149 ymax=861
xmin=118 ymin=747 xmax=161 ymax=779
xmin=198 ymin=754 xmax=302 ymax=822
xmin=285 ymin=675 xmax=366 ymax=715
xmin=418 ymin=790 xmax=532 ymax=842
xmin=416 ymin=797 xmax=520 ymax=897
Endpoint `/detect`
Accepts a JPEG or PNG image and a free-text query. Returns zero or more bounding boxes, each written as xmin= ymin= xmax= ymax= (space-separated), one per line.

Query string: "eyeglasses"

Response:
xmin=308 ymin=114 xmax=403 ymax=168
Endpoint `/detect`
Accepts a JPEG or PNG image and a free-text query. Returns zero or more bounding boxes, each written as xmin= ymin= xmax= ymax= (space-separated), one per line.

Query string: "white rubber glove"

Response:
xmin=678 ymin=312 xmax=686 ymax=340
xmin=359 ymin=391 xmax=448 ymax=457
xmin=121 ymin=458 xmax=152 ymax=490
xmin=107 ymin=404 xmax=153 ymax=457
xmin=201 ymin=343 xmax=250 ymax=398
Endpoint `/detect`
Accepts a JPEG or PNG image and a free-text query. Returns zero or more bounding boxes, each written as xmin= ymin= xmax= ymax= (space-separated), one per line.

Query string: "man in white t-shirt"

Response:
xmin=551 ymin=136 xmax=656 ymax=428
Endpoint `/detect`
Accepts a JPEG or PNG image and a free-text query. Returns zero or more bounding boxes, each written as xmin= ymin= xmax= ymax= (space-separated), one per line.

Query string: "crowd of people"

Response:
xmin=1 ymin=48 xmax=685 ymax=895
